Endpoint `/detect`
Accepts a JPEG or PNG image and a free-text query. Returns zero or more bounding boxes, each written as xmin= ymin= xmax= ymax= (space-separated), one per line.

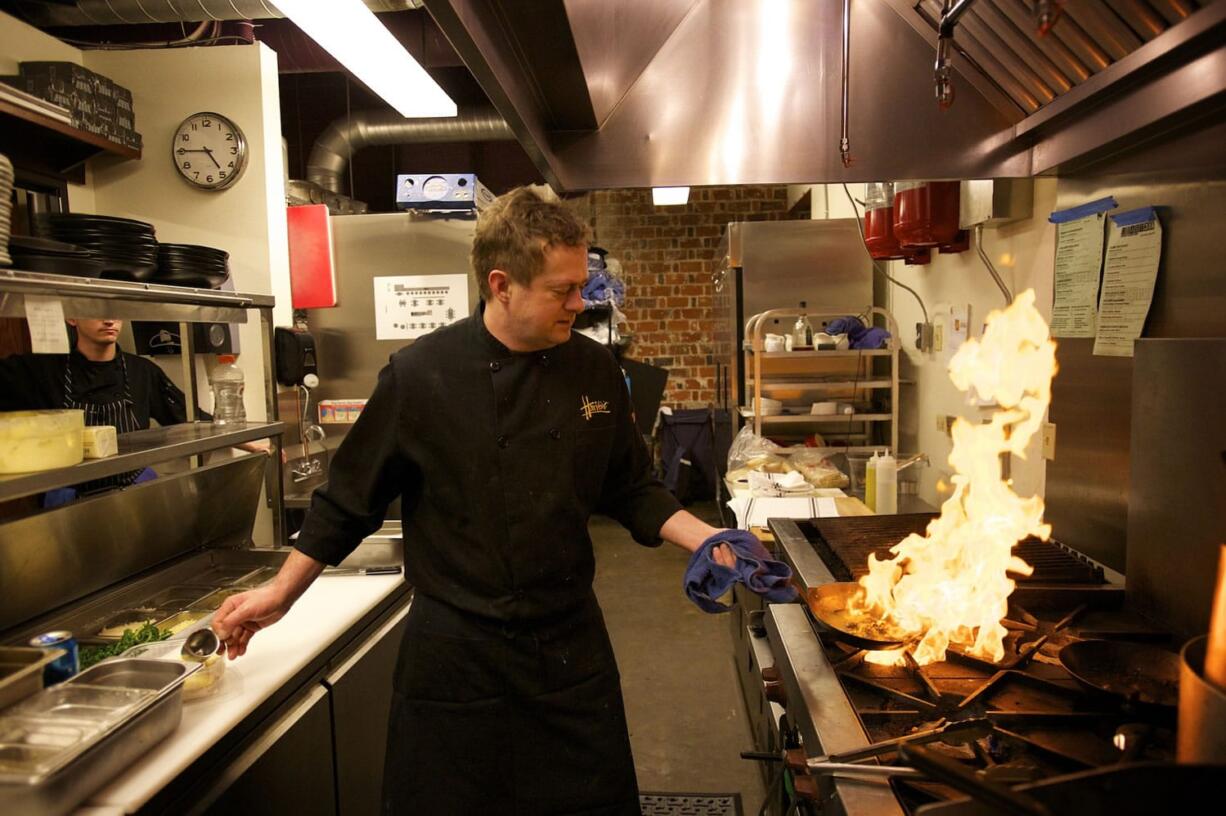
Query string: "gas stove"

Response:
xmin=733 ymin=514 xmax=1196 ymax=816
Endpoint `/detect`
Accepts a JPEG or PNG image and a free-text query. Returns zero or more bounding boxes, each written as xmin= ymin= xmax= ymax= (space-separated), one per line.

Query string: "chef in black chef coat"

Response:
xmin=213 ymin=187 xmax=742 ymax=815
xmin=0 ymin=317 xmax=203 ymax=498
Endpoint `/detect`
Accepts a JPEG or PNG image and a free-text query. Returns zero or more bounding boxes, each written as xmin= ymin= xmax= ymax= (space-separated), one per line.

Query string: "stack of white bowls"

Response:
xmin=0 ymin=153 xmax=13 ymax=267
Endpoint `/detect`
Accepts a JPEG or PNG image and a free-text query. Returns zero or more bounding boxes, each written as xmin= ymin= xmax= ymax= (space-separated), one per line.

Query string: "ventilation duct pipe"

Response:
xmin=306 ymin=108 xmax=516 ymax=194
xmin=13 ymin=0 xmax=420 ymax=27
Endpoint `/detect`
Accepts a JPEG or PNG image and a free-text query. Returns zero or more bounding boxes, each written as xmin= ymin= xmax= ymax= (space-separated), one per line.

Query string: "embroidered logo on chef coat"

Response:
xmin=580 ymin=395 xmax=611 ymax=421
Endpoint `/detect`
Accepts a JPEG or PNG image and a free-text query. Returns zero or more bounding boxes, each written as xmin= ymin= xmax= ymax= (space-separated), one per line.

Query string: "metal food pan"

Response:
xmin=141 ymin=585 xmax=213 ymax=610
xmin=0 ymin=659 xmax=193 ymax=813
xmin=188 ymin=587 xmax=244 ymax=611
xmin=191 ymin=566 xmax=261 ymax=586
xmin=77 ymin=659 xmax=186 ymax=692
xmin=0 ymin=718 xmax=100 ymax=768
xmin=153 ymin=610 xmax=208 ymax=637
xmin=92 ymin=609 xmax=159 ymax=640
xmin=0 ymin=648 xmax=65 ymax=711
xmin=8 ymin=685 xmax=151 ymax=724
xmin=228 ymin=567 xmax=277 ymax=588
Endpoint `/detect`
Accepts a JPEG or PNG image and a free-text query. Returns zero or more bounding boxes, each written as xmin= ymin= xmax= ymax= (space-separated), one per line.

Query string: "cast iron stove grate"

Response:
xmin=799 ymin=514 xmax=1106 ymax=585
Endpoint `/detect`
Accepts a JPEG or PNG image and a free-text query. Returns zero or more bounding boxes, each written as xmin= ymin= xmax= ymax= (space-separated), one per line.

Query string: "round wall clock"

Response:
xmin=172 ymin=112 xmax=248 ymax=191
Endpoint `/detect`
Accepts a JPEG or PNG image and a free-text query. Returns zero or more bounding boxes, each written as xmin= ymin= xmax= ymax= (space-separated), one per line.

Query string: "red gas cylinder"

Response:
xmin=863 ymin=182 xmax=905 ymax=260
xmin=894 ymin=181 xmax=961 ymax=247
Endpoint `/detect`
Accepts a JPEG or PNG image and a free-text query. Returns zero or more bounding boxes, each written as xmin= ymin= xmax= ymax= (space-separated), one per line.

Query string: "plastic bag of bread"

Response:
xmin=790 ymin=450 xmax=850 ymax=489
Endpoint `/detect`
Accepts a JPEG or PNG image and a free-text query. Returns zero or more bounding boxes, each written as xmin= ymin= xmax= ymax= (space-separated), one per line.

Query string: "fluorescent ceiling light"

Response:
xmin=653 ymin=186 xmax=690 ymax=206
xmin=276 ymin=0 xmax=457 ymax=118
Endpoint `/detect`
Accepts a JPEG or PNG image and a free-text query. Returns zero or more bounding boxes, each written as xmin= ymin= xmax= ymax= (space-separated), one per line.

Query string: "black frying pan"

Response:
xmin=1057 ymin=640 xmax=1181 ymax=708
xmin=806 ymin=582 xmax=919 ymax=651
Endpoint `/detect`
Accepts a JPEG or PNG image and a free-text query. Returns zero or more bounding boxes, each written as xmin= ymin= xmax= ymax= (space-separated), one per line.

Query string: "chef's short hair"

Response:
xmin=471 ymin=186 xmax=589 ymax=299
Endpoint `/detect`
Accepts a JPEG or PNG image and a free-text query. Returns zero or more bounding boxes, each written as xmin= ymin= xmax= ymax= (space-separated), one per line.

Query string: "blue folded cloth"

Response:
xmin=684 ymin=529 xmax=798 ymax=613
xmin=825 ymin=316 xmax=891 ymax=349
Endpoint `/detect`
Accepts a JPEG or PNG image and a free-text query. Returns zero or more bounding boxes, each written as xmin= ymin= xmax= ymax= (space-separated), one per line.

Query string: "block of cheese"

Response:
xmin=82 ymin=425 xmax=118 ymax=459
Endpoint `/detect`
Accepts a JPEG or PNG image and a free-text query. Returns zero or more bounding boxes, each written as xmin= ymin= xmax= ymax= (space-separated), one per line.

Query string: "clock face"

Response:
xmin=172 ymin=112 xmax=247 ymax=191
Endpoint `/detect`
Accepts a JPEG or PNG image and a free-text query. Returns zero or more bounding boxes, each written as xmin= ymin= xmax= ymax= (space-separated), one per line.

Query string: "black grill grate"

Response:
xmin=639 ymin=793 xmax=742 ymax=816
xmin=802 ymin=513 xmax=1106 ymax=585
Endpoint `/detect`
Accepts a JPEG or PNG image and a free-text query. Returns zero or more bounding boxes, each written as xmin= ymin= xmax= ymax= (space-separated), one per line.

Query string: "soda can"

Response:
xmin=28 ymin=631 xmax=79 ymax=684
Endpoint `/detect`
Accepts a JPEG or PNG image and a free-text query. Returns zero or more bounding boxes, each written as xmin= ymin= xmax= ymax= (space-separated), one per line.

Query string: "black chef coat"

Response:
xmin=0 ymin=349 xmax=198 ymax=426
xmin=295 ymin=303 xmax=682 ymax=814
xmin=294 ymin=302 xmax=681 ymax=622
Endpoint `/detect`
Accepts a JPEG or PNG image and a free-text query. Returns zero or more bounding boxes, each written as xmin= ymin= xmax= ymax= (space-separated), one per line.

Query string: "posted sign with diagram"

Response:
xmin=373 ymin=274 xmax=469 ymax=340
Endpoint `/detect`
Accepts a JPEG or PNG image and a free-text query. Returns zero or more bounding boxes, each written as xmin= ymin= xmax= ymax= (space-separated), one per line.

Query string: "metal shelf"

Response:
xmin=746 ymin=348 xmax=895 ymax=358
xmin=743 ymin=413 xmax=894 ymax=424
xmin=747 ymin=379 xmax=902 ymax=390
xmin=0 ymin=421 xmax=285 ymax=503
xmin=0 ymin=269 xmax=273 ymax=324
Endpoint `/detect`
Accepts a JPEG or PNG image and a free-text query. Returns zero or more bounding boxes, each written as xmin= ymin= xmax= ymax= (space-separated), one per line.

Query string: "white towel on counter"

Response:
xmin=727 ymin=492 xmax=843 ymax=529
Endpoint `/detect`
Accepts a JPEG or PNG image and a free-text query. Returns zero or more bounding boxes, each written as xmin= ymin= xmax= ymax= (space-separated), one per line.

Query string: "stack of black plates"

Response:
xmin=155 ymin=243 xmax=230 ymax=289
xmin=34 ymin=214 xmax=158 ymax=281
xmin=8 ymin=235 xmax=106 ymax=278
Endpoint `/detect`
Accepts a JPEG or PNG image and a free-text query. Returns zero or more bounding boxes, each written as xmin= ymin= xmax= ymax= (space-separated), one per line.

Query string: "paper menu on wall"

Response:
xmin=23 ymin=296 xmax=69 ymax=354
xmin=1048 ymin=197 xmax=1115 ymax=338
xmin=373 ymin=274 xmax=468 ymax=341
xmin=1093 ymin=207 xmax=1162 ymax=358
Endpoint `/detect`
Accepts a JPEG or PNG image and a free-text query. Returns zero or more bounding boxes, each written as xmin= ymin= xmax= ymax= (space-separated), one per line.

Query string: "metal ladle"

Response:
xmin=181 ymin=627 xmax=220 ymax=662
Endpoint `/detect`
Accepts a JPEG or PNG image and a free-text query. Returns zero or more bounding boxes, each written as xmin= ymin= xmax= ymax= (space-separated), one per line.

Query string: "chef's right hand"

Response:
xmin=212 ymin=585 xmax=293 ymax=660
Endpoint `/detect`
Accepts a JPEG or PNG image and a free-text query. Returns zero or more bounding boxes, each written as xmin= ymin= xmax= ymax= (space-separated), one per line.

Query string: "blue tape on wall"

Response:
xmin=1049 ymin=196 xmax=1118 ymax=224
xmin=1110 ymin=207 xmax=1158 ymax=227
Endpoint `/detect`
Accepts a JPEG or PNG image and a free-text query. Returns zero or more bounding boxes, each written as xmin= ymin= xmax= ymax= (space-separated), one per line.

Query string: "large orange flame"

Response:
xmin=850 ymin=290 xmax=1057 ymax=665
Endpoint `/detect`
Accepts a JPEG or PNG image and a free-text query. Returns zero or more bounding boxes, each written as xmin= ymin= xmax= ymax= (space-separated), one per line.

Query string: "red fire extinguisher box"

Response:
xmin=287 ymin=204 xmax=337 ymax=309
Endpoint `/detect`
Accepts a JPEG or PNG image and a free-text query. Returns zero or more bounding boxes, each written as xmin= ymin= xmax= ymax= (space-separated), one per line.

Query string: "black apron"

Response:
xmin=63 ymin=353 xmax=145 ymax=494
xmin=382 ymin=593 xmax=641 ymax=815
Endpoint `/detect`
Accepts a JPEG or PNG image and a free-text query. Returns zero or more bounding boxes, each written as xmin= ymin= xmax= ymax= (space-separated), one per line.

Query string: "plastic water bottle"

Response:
xmin=211 ymin=355 xmax=246 ymax=426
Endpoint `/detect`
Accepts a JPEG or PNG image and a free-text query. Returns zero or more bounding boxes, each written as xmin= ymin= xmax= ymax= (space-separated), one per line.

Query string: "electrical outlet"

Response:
xmin=936 ymin=415 xmax=956 ymax=436
xmin=1042 ymin=422 xmax=1057 ymax=460
xmin=933 ymin=321 xmax=944 ymax=352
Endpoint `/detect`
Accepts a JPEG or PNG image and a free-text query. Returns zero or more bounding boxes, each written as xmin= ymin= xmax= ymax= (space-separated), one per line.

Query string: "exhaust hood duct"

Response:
xmin=12 ymin=0 xmax=419 ymax=26
xmin=306 ymin=108 xmax=515 ymax=194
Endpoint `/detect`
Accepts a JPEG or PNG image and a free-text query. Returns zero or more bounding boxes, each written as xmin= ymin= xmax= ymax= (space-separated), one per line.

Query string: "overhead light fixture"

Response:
xmin=276 ymin=0 xmax=457 ymax=119
xmin=652 ymin=186 xmax=690 ymax=206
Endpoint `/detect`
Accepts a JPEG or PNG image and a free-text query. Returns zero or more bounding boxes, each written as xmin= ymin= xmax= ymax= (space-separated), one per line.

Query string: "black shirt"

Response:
xmin=294 ymin=305 xmax=682 ymax=623
xmin=0 ymin=349 xmax=198 ymax=427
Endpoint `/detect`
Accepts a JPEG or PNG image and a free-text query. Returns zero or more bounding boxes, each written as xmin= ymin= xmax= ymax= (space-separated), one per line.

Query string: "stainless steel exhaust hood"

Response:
xmin=422 ymin=0 xmax=1226 ymax=190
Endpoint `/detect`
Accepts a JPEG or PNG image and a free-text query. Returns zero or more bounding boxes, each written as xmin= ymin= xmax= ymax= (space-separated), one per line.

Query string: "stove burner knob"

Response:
xmin=761 ymin=667 xmax=788 ymax=705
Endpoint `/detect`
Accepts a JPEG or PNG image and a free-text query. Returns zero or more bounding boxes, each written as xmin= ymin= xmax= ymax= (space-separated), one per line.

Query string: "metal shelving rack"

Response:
xmin=743 ymin=306 xmax=902 ymax=454
xmin=0 ymin=269 xmax=285 ymax=542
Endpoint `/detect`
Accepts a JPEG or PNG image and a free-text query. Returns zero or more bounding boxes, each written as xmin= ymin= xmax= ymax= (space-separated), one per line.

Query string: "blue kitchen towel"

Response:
xmin=825 ymin=316 xmax=891 ymax=349
xmin=684 ymin=529 xmax=798 ymax=613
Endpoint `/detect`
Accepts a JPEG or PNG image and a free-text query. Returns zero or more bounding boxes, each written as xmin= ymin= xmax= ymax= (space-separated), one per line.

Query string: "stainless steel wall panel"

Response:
xmin=0 ymin=455 xmax=265 ymax=633
xmin=1045 ymin=168 xmax=1226 ymax=576
xmin=1126 ymin=339 xmax=1226 ymax=638
xmin=992 ymin=0 xmax=1093 ymax=84
xmin=307 ymin=213 xmax=479 ymax=410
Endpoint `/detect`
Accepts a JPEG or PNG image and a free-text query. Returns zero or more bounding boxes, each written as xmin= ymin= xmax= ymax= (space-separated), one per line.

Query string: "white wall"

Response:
xmin=79 ymin=44 xmax=290 ymax=546
xmin=788 ymin=183 xmax=867 ymax=220
xmin=883 ymin=178 xmax=1058 ymax=508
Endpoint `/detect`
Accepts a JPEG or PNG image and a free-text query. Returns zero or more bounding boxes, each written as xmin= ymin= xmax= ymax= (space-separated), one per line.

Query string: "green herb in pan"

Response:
xmin=79 ymin=622 xmax=173 ymax=670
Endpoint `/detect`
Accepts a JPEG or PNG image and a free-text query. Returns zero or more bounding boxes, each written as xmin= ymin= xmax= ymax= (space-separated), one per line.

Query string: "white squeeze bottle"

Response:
xmin=865 ymin=452 xmax=878 ymax=513
xmin=211 ymin=354 xmax=246 ymax=426
xmin=876 ymin=451 xmax=898 ymax=515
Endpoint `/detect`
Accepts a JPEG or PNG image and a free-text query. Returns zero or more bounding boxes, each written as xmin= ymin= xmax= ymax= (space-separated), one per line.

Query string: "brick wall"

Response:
xmin=574 ymin=186 xmax=802 ymax=408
